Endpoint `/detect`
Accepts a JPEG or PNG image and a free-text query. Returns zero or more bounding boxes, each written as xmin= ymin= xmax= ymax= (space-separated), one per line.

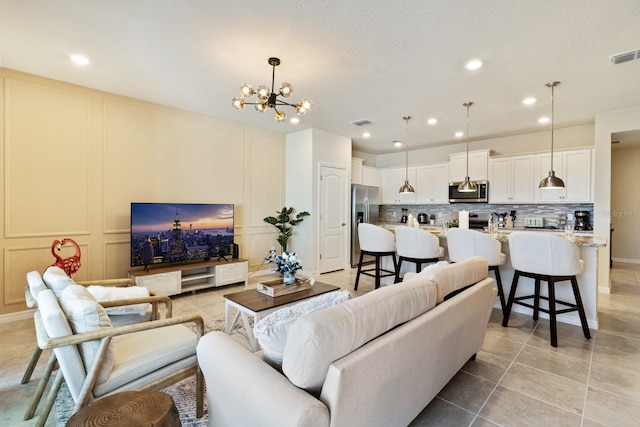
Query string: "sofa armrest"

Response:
xmin=77 ymin=278 xmax=136 ymax=287
xmin=196 ymin=332 xmax=329 ymax=427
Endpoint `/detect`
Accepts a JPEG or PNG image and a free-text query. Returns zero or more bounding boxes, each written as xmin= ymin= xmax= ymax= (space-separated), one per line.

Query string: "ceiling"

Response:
xmin=1 ymin=0 xmax=639 ymax=155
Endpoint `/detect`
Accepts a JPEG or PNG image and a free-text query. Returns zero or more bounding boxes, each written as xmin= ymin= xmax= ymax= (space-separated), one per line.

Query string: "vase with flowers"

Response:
xmin=265 ymin=248 xmax=303 ymax=285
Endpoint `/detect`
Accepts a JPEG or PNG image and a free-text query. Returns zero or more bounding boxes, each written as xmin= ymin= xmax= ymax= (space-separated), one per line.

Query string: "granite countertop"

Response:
xmin=383 ymin=224 xmax=606 ymax=247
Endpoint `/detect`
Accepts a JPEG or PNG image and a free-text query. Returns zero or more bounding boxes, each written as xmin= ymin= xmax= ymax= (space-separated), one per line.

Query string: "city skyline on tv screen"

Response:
xmin=130 ymin=203 xmax=234 ymax=267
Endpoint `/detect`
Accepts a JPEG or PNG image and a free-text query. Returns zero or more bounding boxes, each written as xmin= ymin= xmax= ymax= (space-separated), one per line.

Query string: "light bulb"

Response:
xmin=231 ymin=97 xmax=245 ymax=109
xmin=279 ymin=82 xmax=293 ymax=97
xmin=275 ymin=110 xmax=287 ymax=122
xmin=255 ymin=101 xmax=266 ymax=112
xmin=257 ymin=85 xmax=270 ymax=100
xmin=240 ymin=84 xmax=254 ymax=97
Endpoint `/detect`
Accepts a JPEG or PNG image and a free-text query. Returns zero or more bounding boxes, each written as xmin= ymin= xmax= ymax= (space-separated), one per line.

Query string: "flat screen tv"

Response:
xmin=130 ymin=202 xmax=234 ymax=268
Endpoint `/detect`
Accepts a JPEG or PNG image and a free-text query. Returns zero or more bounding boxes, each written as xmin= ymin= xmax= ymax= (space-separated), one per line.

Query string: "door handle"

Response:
xmin=342 ymin=223 xmax=346 ymax=226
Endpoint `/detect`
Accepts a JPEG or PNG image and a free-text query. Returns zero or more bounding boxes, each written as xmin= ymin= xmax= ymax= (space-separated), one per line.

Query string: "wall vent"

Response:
xmin=351 ymin=119 xmax=373 ymax=126
xmin=609 ymin=49 xmax=640 ymax=65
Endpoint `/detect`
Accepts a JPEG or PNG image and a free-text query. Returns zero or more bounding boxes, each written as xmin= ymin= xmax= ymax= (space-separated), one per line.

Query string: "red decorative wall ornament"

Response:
xmin=50 ymin=238 xmax=81 ymax=277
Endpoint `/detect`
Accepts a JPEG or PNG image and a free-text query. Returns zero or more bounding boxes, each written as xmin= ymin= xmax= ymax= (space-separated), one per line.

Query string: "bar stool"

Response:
xmin=446 ymin=228 xmax=507 ymax=313
xmin=502 ymin=231 xmax=591 ymax=347
xmin=354 ymin=223 xmax=398 ymax=290
xmin=394 ymin=226 xmax=444 ymax=282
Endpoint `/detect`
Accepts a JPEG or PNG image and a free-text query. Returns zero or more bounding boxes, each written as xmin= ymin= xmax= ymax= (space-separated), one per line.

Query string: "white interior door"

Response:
xmin=319 ymin=165 xmax=347 ymax=273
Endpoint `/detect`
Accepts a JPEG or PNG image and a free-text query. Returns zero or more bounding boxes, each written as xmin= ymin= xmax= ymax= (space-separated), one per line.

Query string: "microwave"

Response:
xmin=448 ymin=180 xmax=488 ymax=203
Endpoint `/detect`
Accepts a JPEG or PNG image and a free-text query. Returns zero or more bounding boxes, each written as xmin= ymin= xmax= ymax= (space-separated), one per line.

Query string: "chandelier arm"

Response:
xmin=273 ymin=100 xmax=298 ymax=107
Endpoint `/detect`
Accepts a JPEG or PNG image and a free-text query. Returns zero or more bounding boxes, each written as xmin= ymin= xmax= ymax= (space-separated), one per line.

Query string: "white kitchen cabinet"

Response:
xmin=362 ymin=166 xmax=380 ymax=187
xmin=351 ymin=157 xmax=363 ymax=184
xmin=488 ymin=155 xmax=534 ymax=203
xmin=448 ymin=150 xmax=490 ymax=182
xmin=535 ymin=149 xmax=592 ymax=203
xmin=380 ymin=167 xmax=416 ymax=204
xmin=416 ymin=163 xmax=449 ymax=204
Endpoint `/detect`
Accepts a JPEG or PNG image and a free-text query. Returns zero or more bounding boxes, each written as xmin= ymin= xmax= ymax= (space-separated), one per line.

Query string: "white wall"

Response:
xmin=611 ymin=145 xmax=640 ymax=262
xmin=286 ymin=128 xmax=351 ymax=273
xmin=0 ymin=68 xmax=286 ymax=315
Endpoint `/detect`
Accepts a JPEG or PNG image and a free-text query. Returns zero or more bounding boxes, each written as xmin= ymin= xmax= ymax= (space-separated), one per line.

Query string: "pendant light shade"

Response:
xmin=457 ymin=102 xmax=477 ymax=192
xmin=399 ymin=116 xmax=415 ymax=194
xmin=539 ymin=81 xmax=565 ymax=189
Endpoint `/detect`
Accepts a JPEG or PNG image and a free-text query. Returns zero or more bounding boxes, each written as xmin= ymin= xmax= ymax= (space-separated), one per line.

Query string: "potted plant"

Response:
xmin=263 ymin=207 xmax=310 ymax=252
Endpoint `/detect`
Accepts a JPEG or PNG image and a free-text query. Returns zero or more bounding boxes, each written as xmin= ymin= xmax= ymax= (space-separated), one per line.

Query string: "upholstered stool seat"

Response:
xmin=394 ymin=226 xmax=445 ymax=282
xmin=446 ymin=228 xmax=507 ymax=313
xmin=502 ymin=231 xmax=591 ymax=347
xmin=354 ymin=223 xmax=398 ymax=290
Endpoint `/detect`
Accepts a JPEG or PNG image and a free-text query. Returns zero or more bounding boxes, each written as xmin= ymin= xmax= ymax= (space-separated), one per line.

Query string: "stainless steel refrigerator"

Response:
xmin=350 ymin=184 xmax=380 ymax=267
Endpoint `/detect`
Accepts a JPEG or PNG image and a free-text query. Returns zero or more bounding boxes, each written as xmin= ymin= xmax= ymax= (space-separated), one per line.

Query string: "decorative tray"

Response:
xmin=256 ymin=277 xmax=314 ymax=297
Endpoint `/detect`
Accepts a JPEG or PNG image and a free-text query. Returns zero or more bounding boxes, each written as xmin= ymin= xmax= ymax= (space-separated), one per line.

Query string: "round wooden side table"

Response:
xmin=66 ymin=391 xmax=181 ymax=427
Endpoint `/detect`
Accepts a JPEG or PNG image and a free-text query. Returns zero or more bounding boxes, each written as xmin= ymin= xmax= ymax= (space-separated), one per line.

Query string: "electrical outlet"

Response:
xmin=392 ymin=211 xmax=397 ymax=217
xmin=438 ymin=212 xmax=443 ymax=218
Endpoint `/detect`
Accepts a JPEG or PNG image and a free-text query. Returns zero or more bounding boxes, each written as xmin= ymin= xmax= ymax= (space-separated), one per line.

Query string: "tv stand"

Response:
xmin=128 ymin=258 xmax=248 ymax=296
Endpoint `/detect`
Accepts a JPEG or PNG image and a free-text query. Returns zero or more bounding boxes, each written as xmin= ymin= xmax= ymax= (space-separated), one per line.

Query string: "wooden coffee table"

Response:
xmin=224 ymin=281 xmax=340 ymax=351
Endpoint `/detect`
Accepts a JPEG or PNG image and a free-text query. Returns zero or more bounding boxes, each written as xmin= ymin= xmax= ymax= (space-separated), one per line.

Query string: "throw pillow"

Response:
xmin=59 ymin=285 xmax=115 ymax=383
xmin=26 ymin=271 xmax=48 ymax=303
xmin=86 ymin=285 xmax=151 ymax=316
xmin=42 ymin=266 xmax=76 ymax=298
xmin=253 ymin=290 xmax=351 ymax=369
xmin=402 ymin=261 xmax=449 ymax=282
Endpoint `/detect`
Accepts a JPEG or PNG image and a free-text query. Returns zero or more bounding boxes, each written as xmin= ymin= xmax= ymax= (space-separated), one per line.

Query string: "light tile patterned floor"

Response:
xmin=1 ymin=263 xmax=639 ymax=426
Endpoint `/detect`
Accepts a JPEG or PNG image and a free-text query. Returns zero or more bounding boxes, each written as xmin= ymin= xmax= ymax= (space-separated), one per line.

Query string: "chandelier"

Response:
xmin=457 ymin=102 xmax=477 ymax=192
xmin=231 ymin=57 xmax=313 ymax=123
xmin=399 ymin=116 xmax=415 ymax=194
xmin=539 ymin=81 xmax=565 ymax=189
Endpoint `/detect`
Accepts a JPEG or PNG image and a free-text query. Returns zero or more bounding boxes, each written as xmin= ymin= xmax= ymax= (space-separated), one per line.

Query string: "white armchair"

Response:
xmin=28 ymin=285 xmax=203 ymax=427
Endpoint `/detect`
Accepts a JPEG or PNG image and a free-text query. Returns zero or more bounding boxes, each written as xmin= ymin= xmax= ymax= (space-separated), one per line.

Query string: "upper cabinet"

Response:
xmin=380 ymin=167 xmax=417 ymax=204
xmin=535 ymin=149 xmax=592 ymax=203
xmin=416 ymin=163 xmax=449 ymax=204
xmin=488 ymin=155 xmax=535 ymax=204
xmin=448 ymin=150 xmax=490 ymax=182
xmin=362 ymin=166 xmax=380 ymax=187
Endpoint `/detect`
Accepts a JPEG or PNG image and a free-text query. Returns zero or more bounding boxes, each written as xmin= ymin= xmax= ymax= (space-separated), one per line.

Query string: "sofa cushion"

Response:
xmin=282 ymin=277 xmax=437 ymax=394
xmin=86 ymin=285 xmax=152 ymax=316
xmin=417 ymin=256 xmax=489 ymax=304
xmin=43 ymin=266 xmax=76 ymax=298
xmin=59 ymin=285 xmax=115 ymax=383
xmin=254 ymin=290 xmax=351 ymax=368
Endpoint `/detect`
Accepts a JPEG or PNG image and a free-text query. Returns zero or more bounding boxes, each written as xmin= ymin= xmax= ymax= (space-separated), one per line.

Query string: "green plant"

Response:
xmin=263 ymin=207 xmax=310 ymax=252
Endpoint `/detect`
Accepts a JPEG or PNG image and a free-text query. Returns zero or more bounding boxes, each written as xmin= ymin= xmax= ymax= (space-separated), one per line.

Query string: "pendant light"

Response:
xmin=457 ymin=102 xmax=477 ymax=192
xmin=539 ymin=81 xmax=565 ymax=189
xmin=399 ymin=116 xmax=415 ymax=194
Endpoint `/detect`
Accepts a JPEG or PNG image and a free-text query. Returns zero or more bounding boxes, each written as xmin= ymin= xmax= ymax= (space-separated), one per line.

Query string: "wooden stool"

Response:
xmin=67 ymin=391 xmax=181 ymax=427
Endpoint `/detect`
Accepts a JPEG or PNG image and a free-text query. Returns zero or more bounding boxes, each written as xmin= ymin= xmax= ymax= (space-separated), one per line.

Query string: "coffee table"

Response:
xmin=224 ymin=281 xmax=340 ymax=351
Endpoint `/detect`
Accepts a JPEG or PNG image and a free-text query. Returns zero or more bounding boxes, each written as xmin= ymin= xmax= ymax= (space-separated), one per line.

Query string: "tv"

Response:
xmin=130 ymin=202 xmax=234 ymax=268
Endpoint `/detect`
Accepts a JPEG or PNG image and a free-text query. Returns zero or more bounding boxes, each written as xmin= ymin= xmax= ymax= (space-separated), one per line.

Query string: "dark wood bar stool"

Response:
xmin=502 ymin=232 xmax=591 ymax=347
xmin=354 ymin=223 xmax=397 ymax=290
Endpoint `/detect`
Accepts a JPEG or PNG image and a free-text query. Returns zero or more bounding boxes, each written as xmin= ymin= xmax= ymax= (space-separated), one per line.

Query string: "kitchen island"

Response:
xmin=385 ymin=225 xmax=607 ymax=330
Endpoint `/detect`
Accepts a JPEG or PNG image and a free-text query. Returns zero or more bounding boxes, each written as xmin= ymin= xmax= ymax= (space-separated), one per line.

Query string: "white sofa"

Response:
xmin=196 ymin=257 xmax=497 ymax=427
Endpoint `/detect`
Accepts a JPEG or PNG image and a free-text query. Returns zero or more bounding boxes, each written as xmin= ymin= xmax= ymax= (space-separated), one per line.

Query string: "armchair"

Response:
xmin=28 ymin=286 xmax=203 ymax=427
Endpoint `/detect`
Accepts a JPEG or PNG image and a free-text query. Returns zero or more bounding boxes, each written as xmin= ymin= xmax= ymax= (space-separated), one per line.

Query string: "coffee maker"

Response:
xmin=574 ymin=211 xmax=592 ymax=230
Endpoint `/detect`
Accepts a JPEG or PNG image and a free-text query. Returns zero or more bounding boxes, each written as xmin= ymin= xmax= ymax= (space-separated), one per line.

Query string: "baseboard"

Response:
xmin=612 ymin=257 xmax=640 ymax=265
xmin=0 ymin=309 xmax=34 ymax=324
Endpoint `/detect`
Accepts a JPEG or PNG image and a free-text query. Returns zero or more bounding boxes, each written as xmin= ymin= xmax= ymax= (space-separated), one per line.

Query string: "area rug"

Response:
xmin=54 ymin=316 xmax=247 ymax=426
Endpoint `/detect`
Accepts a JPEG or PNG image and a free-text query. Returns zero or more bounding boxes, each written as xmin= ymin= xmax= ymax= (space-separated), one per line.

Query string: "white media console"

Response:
xmin=128 ymin=258 xmax=248 ymax=296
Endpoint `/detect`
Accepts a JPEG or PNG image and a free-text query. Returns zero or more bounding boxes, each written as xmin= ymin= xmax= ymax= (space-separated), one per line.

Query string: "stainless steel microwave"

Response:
xmin=448 ymin=181 xmax=488 ymax=203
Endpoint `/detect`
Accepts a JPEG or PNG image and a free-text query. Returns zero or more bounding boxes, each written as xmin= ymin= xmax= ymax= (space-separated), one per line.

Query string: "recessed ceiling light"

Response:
xmin=522 ymin=97 xmax=536 ymax=105
xmin=362 ymin=132 xmax=371 ymax=138
xmin=393 ymin=140 xmax=402 ymax=148
xmin=427 ymin=118 xmax=437 ymax=125
xmin=70 ymin=54 xmax=90 ymax=65
xmin=538 ymin=116 xmax=550 ymax=124
xmin=464 ymin=59 xmax=483 ymax=70
xmin=290 ymin=117 xmax=300 ymax=124
xmin=455 ymin=131 xmax=464 ymax=138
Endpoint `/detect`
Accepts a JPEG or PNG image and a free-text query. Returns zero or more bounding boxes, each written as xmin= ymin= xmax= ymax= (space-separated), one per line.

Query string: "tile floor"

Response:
xmin=1 ymin=263 xmax=639 ymax=426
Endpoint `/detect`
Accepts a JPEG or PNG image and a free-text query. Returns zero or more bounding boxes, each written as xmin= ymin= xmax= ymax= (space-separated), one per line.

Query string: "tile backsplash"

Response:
xmin=379 ymin=203 xmax=594 ymax=229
